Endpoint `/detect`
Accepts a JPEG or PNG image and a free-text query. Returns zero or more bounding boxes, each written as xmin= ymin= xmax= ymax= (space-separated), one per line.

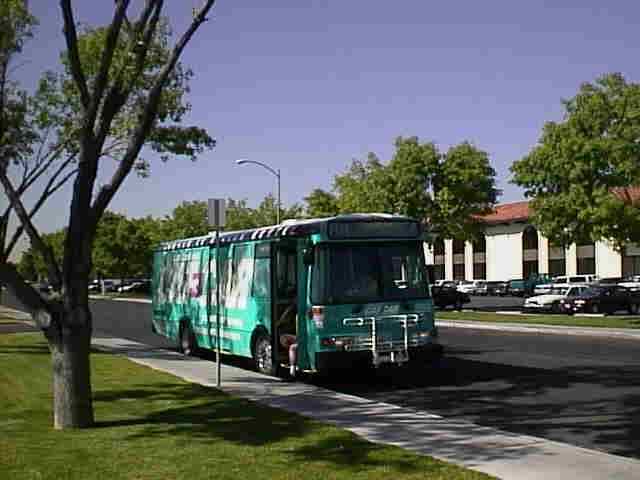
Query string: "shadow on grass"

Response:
xmin=93 ymin=381 xmax=310 ymax=443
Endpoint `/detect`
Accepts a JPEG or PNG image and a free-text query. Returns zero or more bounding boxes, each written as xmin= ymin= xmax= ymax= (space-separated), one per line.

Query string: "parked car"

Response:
xmin=89 ymin=279 xmax=117 ymax=292
xmin=473 ymin=281 xmax=488 ymax=295
xmin=619 ymin=276 xmax=640 ymax=292
xmin=118 ymin=280 xmax=151 ymax=294
xmin=597 ymin=277 xmax=624 ymax=286
xmin=559 ymin=285 xmax=640 ymax=315
xmin=533 ymin=274 xmax=597 ymax=295
xmin=486 ymin=281 xmax=509 ymax=296
xmin=432 ymin=285 xmax=470 ymax=310
xmin=456 ymin=280 xmax=476 ymax=295
xmin=508 ymin=279 xmax=526 ymax=296
xmin=434 ymin=279 xmax=457 ymax=289
xmin=524 ymin=285 xmax=588 ymax=313
xmin=36 ymin=282 xmax=51 ymax=294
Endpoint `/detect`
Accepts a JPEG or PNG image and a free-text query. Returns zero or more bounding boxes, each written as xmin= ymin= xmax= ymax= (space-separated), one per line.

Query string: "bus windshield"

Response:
xmin=312 ymin=242 xmax=429 ymax=304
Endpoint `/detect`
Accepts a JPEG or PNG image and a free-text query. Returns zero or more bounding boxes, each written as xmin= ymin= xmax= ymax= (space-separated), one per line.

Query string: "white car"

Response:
xmin=457 ymin=280 xmax=486 ymax=295
xmin=456 ymin=280 xmax=476 ymax=294
xmin=619 ymin=276 xmax=640 ymax=292
xmin=534 ymin=274 xmax=598 ymax=295
xmin=524 ymin=285 xmax=588 ymax=313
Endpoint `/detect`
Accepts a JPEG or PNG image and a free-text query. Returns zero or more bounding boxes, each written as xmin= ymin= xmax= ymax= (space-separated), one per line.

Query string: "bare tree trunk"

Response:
xmin=46 ymin=306 xmax=94 ymax=429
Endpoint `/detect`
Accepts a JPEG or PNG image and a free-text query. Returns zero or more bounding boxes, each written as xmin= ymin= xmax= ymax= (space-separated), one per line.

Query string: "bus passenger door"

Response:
xmin=296 ymin=240 xmax=311 ymax=371
xmin=272 ymin=242 xmax=298 ymax=369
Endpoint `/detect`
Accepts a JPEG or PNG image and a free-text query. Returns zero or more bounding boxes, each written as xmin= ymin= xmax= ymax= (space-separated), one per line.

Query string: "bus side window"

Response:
xmin=277 ymin=249 xmax=297 ymax=298
xmin=252 ymin=243 xmax=271 ymax=298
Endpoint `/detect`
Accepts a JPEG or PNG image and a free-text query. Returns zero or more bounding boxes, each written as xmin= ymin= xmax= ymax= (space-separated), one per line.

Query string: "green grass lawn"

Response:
xmin=0 ymin=333 xmax=492 ymax=480
xmin=437 ymin=310 xmax=640 ymax=329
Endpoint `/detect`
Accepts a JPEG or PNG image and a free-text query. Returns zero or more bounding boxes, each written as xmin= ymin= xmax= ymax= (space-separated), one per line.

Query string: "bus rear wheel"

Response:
xmin=253 ymin=334 xmax=276 ymax=376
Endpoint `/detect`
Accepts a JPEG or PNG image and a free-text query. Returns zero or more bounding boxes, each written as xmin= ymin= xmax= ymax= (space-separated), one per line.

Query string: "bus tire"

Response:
xmin=252 ymin=332 xmax=276 ymax=376
xmin=179 ymin=321 xmax=197 ymax=357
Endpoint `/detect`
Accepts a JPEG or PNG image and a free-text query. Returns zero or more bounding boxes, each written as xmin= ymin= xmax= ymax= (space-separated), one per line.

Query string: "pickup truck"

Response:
xmin=511 ymin=274 xmax=553 ymax=296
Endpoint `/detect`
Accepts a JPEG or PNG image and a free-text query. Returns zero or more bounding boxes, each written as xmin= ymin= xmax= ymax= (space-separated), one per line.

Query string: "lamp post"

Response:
xmin=235 ymin=159 xmax=281 ymax=224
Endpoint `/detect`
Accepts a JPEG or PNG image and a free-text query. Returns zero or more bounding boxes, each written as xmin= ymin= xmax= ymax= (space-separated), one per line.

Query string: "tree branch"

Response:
xmin=59 ymin=0 xmax=90 ymax=109
xmin=86 ymin=0 xmax=130 ymax=130
xmin=90 ymin=0 xmax=217 ymax=225
xmin=0 ymin=169 xmax=62 ymax=288
xmin=20 ymin=142 xmax=77 ymax=196
xmin=0 ymin=261 xmax=51 ymax=321
xmin=4 ymin=165 xmax=77 ymax=259
xmin=94 ymin=1 xmax=161 ymax=150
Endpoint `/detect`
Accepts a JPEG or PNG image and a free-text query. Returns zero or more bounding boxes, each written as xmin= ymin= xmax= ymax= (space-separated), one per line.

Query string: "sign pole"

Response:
xmin=207 ymin=198 xmax=226 ymax=388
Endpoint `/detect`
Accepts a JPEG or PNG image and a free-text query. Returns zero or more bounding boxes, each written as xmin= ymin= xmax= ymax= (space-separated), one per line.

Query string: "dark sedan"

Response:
xmin=432 ymin=285 xmax=470 ymax=310
xmin=486 ymin=281 xmax=509 ymax=296
xmin=560 ymin=285 xmax=640 ymax=315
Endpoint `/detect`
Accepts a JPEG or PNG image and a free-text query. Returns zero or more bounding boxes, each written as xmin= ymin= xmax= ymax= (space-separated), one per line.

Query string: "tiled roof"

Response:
xmin=478 ymin=187 xmax=640 ymax=225
xmin=477 ymin=201 xmax=531 ymax=224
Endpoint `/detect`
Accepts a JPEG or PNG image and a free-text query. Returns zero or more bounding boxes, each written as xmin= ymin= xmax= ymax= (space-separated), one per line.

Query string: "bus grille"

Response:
xmin=340 ymin=314 xmax=431 ymax=353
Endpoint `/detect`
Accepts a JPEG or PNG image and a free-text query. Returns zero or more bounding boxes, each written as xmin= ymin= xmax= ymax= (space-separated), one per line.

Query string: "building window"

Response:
xmin=452 ymin=239 xmax=465 ymax=281
xmin=433 ymin=239 xmax=445 ymax=280
xmin=522 ymin=226 xmax=539 ymax=279
xmin=622 ymin=244 xmax=640 ymax=277
xmin=576 ymin=243 xmax=595 ymax=275
xmin=472 ymin=236 xmax=486 ymax=280
xmin=548 ymin=243 xmax=566 ymax=277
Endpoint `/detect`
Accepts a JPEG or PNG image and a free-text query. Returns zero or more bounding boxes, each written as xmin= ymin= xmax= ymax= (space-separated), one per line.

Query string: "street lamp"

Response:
xmin=235 ymin=158 xmax=281 ymax=224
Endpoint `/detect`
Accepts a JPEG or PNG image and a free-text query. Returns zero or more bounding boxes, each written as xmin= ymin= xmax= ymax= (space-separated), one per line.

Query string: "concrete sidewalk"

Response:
xmin=92 ymin=334 xmax=640 ymax=480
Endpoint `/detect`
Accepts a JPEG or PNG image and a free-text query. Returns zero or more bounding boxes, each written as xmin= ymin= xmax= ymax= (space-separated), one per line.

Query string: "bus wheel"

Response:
xmin=253 ymin=334 xmax=275 ymax=376
xmin=179 ymin=322 xmax=197 ymax=356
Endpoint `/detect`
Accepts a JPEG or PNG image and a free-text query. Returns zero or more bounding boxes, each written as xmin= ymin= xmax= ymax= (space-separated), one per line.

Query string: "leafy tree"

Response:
xmin=16 ymin=250 xmax=37 ymax=280
xmin=225 ymin=198 xmax=257 ymax=231
xmin=304 ymin=188 xmax=339 ymax=218
xmin=333 ymin=153 xmax=394 ymax=213
xmin=162 ymin=200 xmax=209 ymax=240
xmin=253 ymin=194 xmax=303 ymax=226
xmin=160 ymin=196 xmax=305 ymax=237
xmin=17 ymin=229 xmax=66 ymax=281
xmin=316 ymin=137 xmax=499 ymax=239
xmin=511 ymin=73 xmax=640 ymax=250
xmin=0 ymin=1 xmax=217 ymax=429
xmin=92 ymin=212 xmax=156 ymax=280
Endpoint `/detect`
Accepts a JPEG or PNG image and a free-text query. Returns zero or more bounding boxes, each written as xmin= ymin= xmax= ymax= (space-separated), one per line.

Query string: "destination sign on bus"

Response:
xmin=328 ymin=221 xmax=420 ymax=240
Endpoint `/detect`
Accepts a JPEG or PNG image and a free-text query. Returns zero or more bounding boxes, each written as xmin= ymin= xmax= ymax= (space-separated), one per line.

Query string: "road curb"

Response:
xmin=438 ymin=319 xmax=640 ymax=340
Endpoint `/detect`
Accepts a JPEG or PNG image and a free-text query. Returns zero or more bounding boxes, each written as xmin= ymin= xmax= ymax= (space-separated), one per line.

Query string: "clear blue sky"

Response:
xmin=6 ymin=0 xmax=640 ymax=257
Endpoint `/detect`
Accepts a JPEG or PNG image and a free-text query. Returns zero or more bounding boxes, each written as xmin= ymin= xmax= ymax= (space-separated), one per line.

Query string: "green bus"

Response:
xmin=151 ymin=214 xmax=441 ymax=376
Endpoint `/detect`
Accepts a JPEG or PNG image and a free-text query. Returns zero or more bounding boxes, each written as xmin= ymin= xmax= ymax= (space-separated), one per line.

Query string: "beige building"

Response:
xmin=425 ymin=200 xmax=640 ymax=282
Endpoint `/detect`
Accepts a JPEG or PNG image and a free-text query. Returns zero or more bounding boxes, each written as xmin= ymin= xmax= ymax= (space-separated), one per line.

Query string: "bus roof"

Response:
xmin=156 ymin=213 xmax=422 ymax=252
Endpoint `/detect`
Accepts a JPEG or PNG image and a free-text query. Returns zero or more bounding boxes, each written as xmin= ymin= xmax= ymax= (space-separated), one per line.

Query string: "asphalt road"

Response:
xmin=3 ymin=292 xmax=639 ymax=459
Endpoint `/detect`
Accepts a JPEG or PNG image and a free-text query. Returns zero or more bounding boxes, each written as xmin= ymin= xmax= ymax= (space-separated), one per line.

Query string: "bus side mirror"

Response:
xmin=303 ymin=248 xmax=314 ymax=266
xmin=425 ymin=265 xmax=436 ymax=285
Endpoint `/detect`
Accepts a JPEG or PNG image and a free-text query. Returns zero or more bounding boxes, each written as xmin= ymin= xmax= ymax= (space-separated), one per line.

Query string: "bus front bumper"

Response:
xmin=314 ymin=343 xmax=443 ymax=372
